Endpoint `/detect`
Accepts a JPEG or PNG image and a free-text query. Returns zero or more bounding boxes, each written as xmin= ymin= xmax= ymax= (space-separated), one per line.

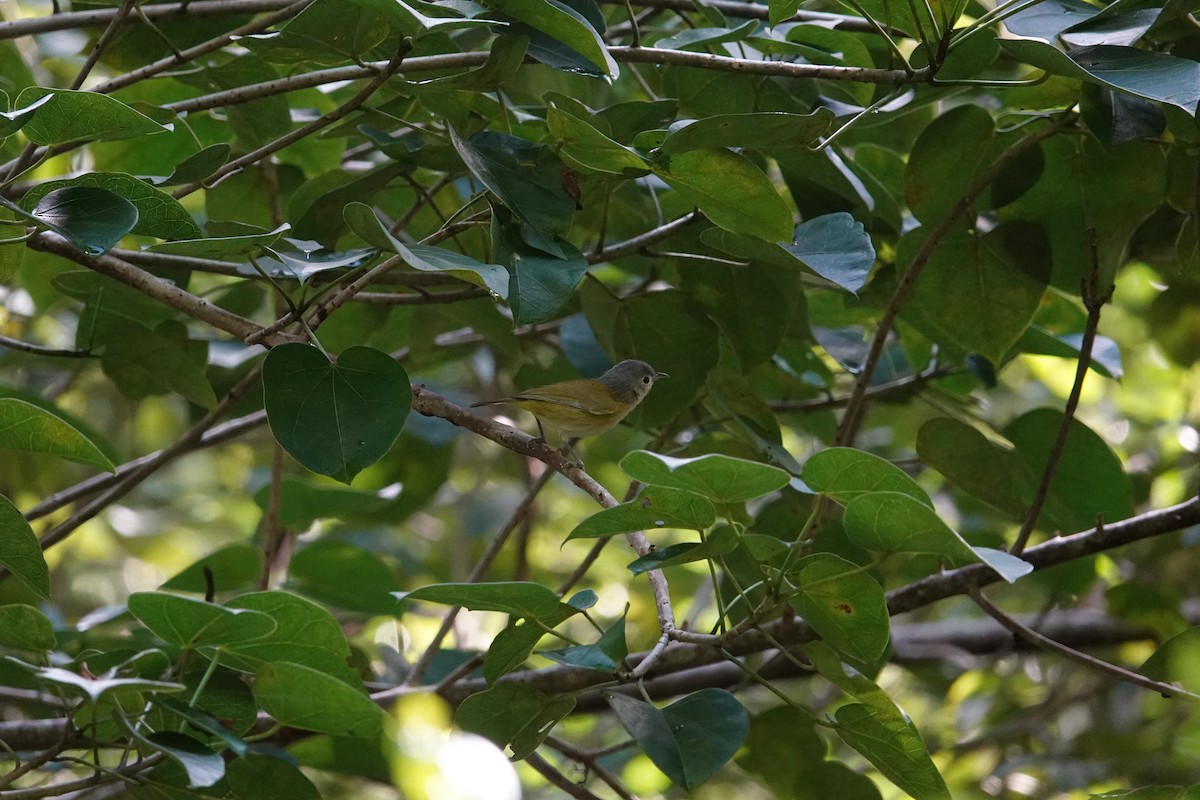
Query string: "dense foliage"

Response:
xmin=1 ymin=0 xmax=1199 ymax=797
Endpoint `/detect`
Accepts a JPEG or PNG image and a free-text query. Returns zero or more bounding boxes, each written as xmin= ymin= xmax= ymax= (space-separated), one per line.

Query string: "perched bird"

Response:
xmin=471 ymin=360 xmax=666 ymax=463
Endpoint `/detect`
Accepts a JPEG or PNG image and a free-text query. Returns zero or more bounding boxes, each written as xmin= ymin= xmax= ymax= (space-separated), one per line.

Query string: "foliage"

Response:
xmin=0 ymin=0 xmax=1199 ymax=798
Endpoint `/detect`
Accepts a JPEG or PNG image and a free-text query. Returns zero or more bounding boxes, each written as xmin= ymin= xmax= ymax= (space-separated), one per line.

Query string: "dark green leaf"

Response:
xmin=480 ymin=0 xmax=617 ymax=78
xmin=608 ymin=688 xmax=749 ymax=790
xmin=161 ymin=544 xmax=263 ymax=594
xmin=146 ymin=224 xmax=289 ymax=260
xmin=626 ymin=525 xmax=740 ymax=574
xmin=21 ymin=173 xmax=202 ymax=241
xmin=540 ymin=611 xmax=627 ymax=672
xmin=253 ymin=662 xmax=384 ymax=738
xmin=456 ymin=682 xmax=575 ymax=759
xmin=288 ymin=539 xmax=401 ymax=615
xmin=546 ymin=100 xmax=650 ymax=175
xmin=24 ymin=186 xmax=138 ymax=255
xmin=905 ymin=105 xmax=994 ymax=224
xmin=139 ymin=732 xmax=224 ymax=788
xmin=262 ymin=343 xmax=411 ymax=484
xmin=780 ymin=213 xmax=877 ymax=294
xmin=101 ymin=322 xmax=218 ymax=410
xmin=916 ymin=418 xmax=1029 ymax=519
xmin=658 ymin=110 xmax=833 ymax=156
xmin=127 ymin=592 xmax=277 ymax=648
xmin=222 ymin=591 xmax=360 ymax=685
xmin=226 ymin=754 xmax=322 ymax=800
xmin=566 ymin=486 xmax=717 ymax=539
xmin=147 ymin=143 xmax=231 ymax=186
xmin=835 ymin=703 xmax=950 ymax=800
xmin=0 ymin=494 xmax=50 ymax=601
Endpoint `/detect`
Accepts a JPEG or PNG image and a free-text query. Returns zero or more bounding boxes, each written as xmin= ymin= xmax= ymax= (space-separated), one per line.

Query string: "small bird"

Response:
xmin=471 ymin=360 xmax=666 ymax=463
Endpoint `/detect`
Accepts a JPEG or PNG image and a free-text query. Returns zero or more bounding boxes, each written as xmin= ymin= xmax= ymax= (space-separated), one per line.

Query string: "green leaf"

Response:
xmin=791 ymin=553 xmax=889 ymax=667
xmin=653 ymin=148 xmax=793 ymax=243
xmin=451 ymin=130 xmax=577 ymax=236
xmin=540 ymin=611 xmax=628 ymax=672
xmin=1004 ymin=408 xmax=1134 ymax=532
xmin=226 ymin=754 xmax=321 ymax=800
xmin=147 ymin=143 xmax=231 ymax=187
xmin=221 ymin=591 xmax=360 ymax=686
xmin=0 ymin=398 xmax=115 ymax=471
xmin=626 ymin=524 xmax=740 ymax=574
xmin=619 ymin=451 xmax=791 ymax=504
xmin=252 ymin=476 xmax=395 ymax=529
xmin=780 ymin=213 xmax=876 ymax=294
xmin=0 ymin=494 xmax=50 ymax=600
xmin=344 ymin=201 xmax=508 ymax=297
xmin=904 ymin=105 xmax=995 ymax=225
xmin=802 ymin=447 xmax=930 ymax=507
xmin=0 ymin=93 xmax=52 ymax=137
xmin=1000 ymin=39 xmax=1200 ymax=116
xmin=546 ymin=100 xmax=649 ymax=176
xmin=127 ymin=592 xmax=277 ymax=648
xmin=794 ymin=762 xmax=884 ymax=800
xmin=654 ymin=20 xmax=760 ymax=50
xmin=155 ymin=696 xmax=249 ymax=756
xmin=658 ymin=110 xmax=833 ymax=156
xmin=455 ymin=682 xmax=576 ymax=759
xmin=492 ymin=214 xmax=588 ymax=324
xmin=288 ymin=539 xmax=401 ymax=615
xmin=834 ymin=703 xmax=950 ymax=800
xmin=0 ymin=205 xmax=23 ymax=281
xmin=101 ymin=322 xmax=218 ymax=410
xmin=23 ymin=186 xmax=138 ymax=255
xmin=480 ymin=0 xmax=617 ymax=79
xmin=161 ymin=544 xmax=263 ymax=594
xmin=396 ymin=581 xmax=562 ymax=620
xmin=146 ymin=224 xmax=289 ymax=260
xmin=15 ymin=87 xmax=167 ymax=144
xmin=607 ymin=688 xmax=749 ymax=790
xmin=1015 ymin=326 xmax=1123 ymax=379
xmin=842 ymin=492 xmax=1033 ymax=582
xmin=254 ymin=661 xmax=384 ymax=738
xmin=902 ymin=223 xmax=1050 ymax=363
xmin=21 ymin=173 xmax=202 ymax=241
xmin=566 ymin=486 xmax=717 ymax=539
xmin=736 ymin=706 xmax=825 ymax=796
xmin=18 ymin=663 xmax=184 ymax=702
xmin=916 ymin=418 xmax=1029 ymax=519
xmin=262 ymin=343 xmax=411 ymax=484
xmin=0 ymin=604 xmax=55 ymax=650
xmin=139 ymin=732 xmax=224 ymax=788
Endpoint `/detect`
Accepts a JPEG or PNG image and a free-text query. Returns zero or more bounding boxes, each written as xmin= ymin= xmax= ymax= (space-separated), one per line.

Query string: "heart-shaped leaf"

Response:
xmin=263 ymin=343 xmax=410 ymax=483
xmin=25 ymin=186 xmax=138 ymax=255
xmin=608 ymin=688 xmax=749 ymax=789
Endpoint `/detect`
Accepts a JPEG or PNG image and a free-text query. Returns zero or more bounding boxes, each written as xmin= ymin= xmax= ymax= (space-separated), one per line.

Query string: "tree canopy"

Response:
xmin=1 ymin=0 xmax=1199 ymax=798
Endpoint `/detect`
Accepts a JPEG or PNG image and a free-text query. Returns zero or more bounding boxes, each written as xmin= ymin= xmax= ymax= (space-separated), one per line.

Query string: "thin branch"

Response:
xmin=609 ymin=46 xmax=933 ymax=84
xmin=352 ymin=287 xmax=492 ymax=304
xmin=599 ymin=0 xmax=894 ymax=32
xmin=769 ymin=364 xmax=960 ymax=413
xmin=0 ymin=333 xmax=91 ymax=358
xmin=544 ymin=736 xmax=637 ymax=800
xmin=0 ymin=0 xmax=294 ymax=39
xmin=26 ymin=234 xmax=282 ymax=345
xmin=588 ymin=211 xmax=702 ymax=263
xmin=1010 ymin=248 xmax=1112 ymax=555
xmin=171 ymin=39 xmax=414 ymax=198
xmin=832 ymin=112 xmax=1076 ymax=447
xmin=971 ymin=589 xmax=1199 ymax=701
xmin=524 ymin=753 xmax=606 ymax=800
xmin=68 ymin=0 xmax=135 ymax=90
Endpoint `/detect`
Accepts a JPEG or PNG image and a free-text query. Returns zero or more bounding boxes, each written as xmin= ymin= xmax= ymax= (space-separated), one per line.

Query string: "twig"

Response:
xmin=524 ymin=753 xmax=606 ymax=800
xmin=1010 ymin=241 xmax=1112 ymax=555
xmin=544 ymin=736 xmax=637 ymax=800
xmin=770 ymin=364 xmax=960 ymax=413
xmin=406 ymin=469 xmax=557 ymax=686
xmin=971 ymin=588 xmax=1199 ymax=701
xmin=833 ymin=111 xmax=1076 ymax=446
xmin=68 ymin=0 xmax=135 ymax=90
xmin=0 ymin=333 xmax=91 ymax=358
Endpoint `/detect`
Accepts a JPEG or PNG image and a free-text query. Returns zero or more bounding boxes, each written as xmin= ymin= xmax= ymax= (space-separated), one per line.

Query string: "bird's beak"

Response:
xmin=656 ymin=371 xmax=669 ymax=378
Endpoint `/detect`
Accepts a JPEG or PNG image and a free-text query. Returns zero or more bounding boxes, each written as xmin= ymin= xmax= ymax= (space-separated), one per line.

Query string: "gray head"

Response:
xmin=598 ymin=360 xmax=666 ymax=405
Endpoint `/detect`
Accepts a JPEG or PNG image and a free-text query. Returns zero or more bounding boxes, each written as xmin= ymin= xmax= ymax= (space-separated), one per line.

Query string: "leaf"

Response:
xmin=791 ymin=553 xmax=889 ymax=667
xmin=18 ymin=663 xmax=184 ymax=703
xmin=396 ymin=581 xmax=562 ymax=620
xmin=15 ymin=87 xmax=167 ymax=144
xmin=1014 ymin=326 xmax=1123 ymax=379
xmin=0 ymin=494 xmax=50 ymax=600
xmin=344 ymin=201 xmax=509 ymax=297
xmin=1004 ymin=408 xmax=1134 ymax=532
xmin=902 ymin=223 xmax=1050 ymax=363
xmin=566 ymin=486 xmax=717 ymax=539
xmin=226 ymin=754 xmax=321 ymax=800
xmin=139 ymin=732 xmax=225 ymax=788
xmin=146 ymin=223 xmax=289 ymax=259
xmin=654 ymin=20 xmax=760 ymax=50
xmin=802 ymin=447 xmax=930 ymax=507
xmin=904 ymin=105 xmax=995 ymax=225
xmin=626 ymin=525 xmax=740 ymax=575
xmin=546 ymin=101 xmax=649 ymax=176
xmin=127 ymin=592 xmax=277 ymax=648
xmin=451 ymin=129 xmax=577 ymax=236
xmin=254 ymin=661 xmax=384 ymax=738
xmin=492 ymin=214 xmax=588 ymax=324
xmin=607 ymin=688 xmax=749 ymax=789
xmin=916 ymin=418 xmax=1029 ymax=519
xmin=780 ymin=213 xmax=877 ymax=294
xmin=221 ymin=592 xmax=360 ymax=685
xmin=455 ymin=682 xmax=576 ymax=759
xmin=101 ymin=323 xmax=218 ymax=410
xmin=21 ymin=173 xmax=202 ymax=241
xmin=540 ymin=612 xmax=628 ymax=672
xmin=161 ymin=544 xmax=263 ymax=594
xmin=23 ymin=186 xmax=138 ymax=255
xmin=658 ymin=110 xmax=833 ymax=156
xmin=0 ymin=604 xmax=55 ymax=650
xmin=480 ymin=0 xmax=617 ymax=79
xmin=834 ymin=703 xmax=950 ymax=800
xmin=652 ymin=148 xmax=793 ymax=243
xmin=1000 ymin=39 xmax=1200 ymax=116
xmin=842 ymin=492 xmax=1032 ymax=583
xmin=147 ymin=143 xmax=231 ymax=186
xmin=262 ymin=343 xmax=411 ymax=484
xmin=288 ymin=539 xmax=401 ymax=615
xmin=619 ymin=451 xmax=791 ymax=504
xmin=735 ymin=707 xmax=825 ymax=796
xmin=0 ymin=398 xmax=115 ymax=471
xmin=0 ymin=93 xmax=52 ymax=137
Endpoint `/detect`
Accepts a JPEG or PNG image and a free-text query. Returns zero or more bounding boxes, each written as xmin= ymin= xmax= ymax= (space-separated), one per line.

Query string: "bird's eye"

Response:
xmin=643 ymin=376 xmax=651 ymax=384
